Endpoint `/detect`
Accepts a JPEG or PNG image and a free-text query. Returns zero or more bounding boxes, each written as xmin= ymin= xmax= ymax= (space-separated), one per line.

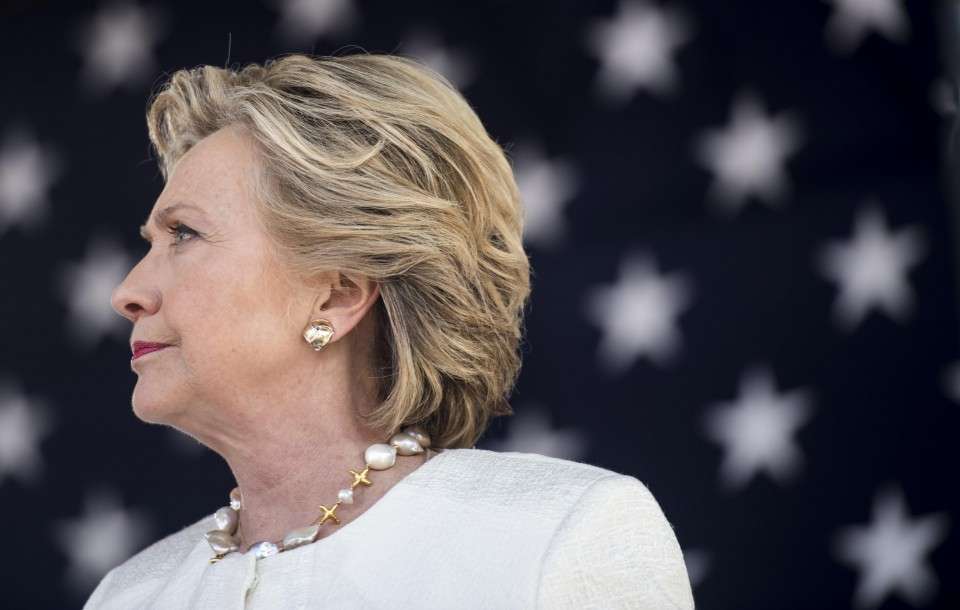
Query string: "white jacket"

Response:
xmin=84 ymin=447 xmax=696 ymax=609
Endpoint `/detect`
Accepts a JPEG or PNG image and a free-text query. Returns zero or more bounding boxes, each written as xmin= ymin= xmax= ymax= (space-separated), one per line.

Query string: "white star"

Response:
xmin=694 ymin=90 xmax=803 ymax=215
xmin=824 ymin=0 xmax=910 ymax=55
xmin=75 ymin=1 xmax=167 ymax=96
xmin=512 ymin=141 xmax=580 ymax=249
xmin=54 ymin=235 xmax=134 ymax=349
xmin=815 ymin=202 xmax=926 ymax=332
xmin=0 ymin=380 xmax=55 ymax=487
xmin=399 ymin=27 xmax=477 ymax=92
xmin=0 ymin=125 xmax=61 ymax=236
xmin=585 ymin=0 xmax=693 ymax=103
xmin=482 ymin=404 xmax=588 ymax=461
xmin=680 ymin=547 xmax=711 ymax=588
xmin=701 ymin=366 xmax=814 ymax=490
xmin=584 ymin=250 xmax=693 ymax=373
xmin=271 ymin=0 xmax=358 ymax=45
xmin=929 ymin=77 xmax=958 ymax=118
xmin=54 ymin=488 xmax=153 ymax=595
xmin=832 ymin=484 xmax=950 ymax=609
xmin=167 ymin=427 xmax=207 ymax=456
xmin=940 ymin=360 xmax=960 ymax=403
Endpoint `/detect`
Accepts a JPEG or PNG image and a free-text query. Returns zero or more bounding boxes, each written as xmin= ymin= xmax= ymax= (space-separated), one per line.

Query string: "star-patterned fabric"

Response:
xmin=0 ymin=0 xmax=957 ymax=608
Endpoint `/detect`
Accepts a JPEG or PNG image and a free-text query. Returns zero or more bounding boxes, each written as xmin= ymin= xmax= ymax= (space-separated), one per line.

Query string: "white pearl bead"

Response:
xmin=402 ymin=425 xmax=431 ymax=448
xmin=389 ymin=432 xmax=424 ymax=456
xmin=338 ymin=488 xmax=354 ymax=504
xmin=250 ymin=540 xmax=280 ymax=559
xmin=364 ymin=443 xmax=397 ymax=470
xmin=214 ymin=506 xmax=238 ymax=534
xmin=205 ymin=530 xmax=240 ymax=554
xmin=282 ymin=524 xmax=321 ymax=551
xmin=229 ymin=487 xmax=242 ymax=511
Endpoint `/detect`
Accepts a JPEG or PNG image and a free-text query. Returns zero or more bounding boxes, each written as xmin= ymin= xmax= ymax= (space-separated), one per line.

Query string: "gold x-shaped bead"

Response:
xmin=317 ymin=503 xmax=341 ymax=525
xmin=349 ymin=467 xmax=372 ymax=488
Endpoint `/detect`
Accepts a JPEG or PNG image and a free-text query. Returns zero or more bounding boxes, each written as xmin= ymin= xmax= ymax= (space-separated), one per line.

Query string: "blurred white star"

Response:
xmin=54 ymin=488 xmax=153 ymax=595
xmin=482 ymin=404 xmax=588 ymax=461
xmin=584 ymin=250 xmax=694 ymax=373
xmin=0 ymin=380 xmax=55 ymax=487
xmin=832 ymin=484 xmax=950 ymax=609
xmin=681 ymin=547 xmax=711 ymax=589
xmin=939 ymin=360 xmax=960 ymax=403
xmin=815 ymin=202 xmax=926 ymax=332
xmin=512 ymin=141 xmax=580 ymax=249
xmin=824 ymin=0 xmax=910 ymax=55
xmin=167 ymin=427 xmax=208 ymax=456
xmin=0 ymin=125 xmax=61 ymax=236
xmin=400 ymin=27 xmax=477 ymax=91
xmin=702 ymin=366 xmax=814 ymax=490
xmin=55 ymin=235 xmax=134 ymax=349
xmin=271 ymin=0 xmax=358 ymax=45
xmin=75 ymin=1 xmax=167 ymax=96
xmin=585 ymin=0 xmax=694 ymax=103
xmin=929 ymin=77 xmax=958 ymax=118
xmin=694 ymin=90 xmax=803 ymax=215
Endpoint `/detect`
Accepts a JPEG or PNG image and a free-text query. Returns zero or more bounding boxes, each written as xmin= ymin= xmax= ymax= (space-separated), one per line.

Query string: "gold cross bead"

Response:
xmin=349 ymin=467 xmax=372 ymax=488
xmin=317 ymin=502 xmax=341 ymax=525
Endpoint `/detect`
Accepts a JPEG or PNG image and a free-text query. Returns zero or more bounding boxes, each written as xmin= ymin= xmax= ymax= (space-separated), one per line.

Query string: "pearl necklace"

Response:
xmin=204 ymin=425 xmax=433 ymax=563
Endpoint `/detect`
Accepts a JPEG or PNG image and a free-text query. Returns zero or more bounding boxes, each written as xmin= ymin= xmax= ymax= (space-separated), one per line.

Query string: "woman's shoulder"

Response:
xmin=84 ymin=511 xmax=213 ymax=607
xmin=418 ymin=447 xmax=648 ymax=516
xmin=417 ymin=448 xmax=694 ymax=608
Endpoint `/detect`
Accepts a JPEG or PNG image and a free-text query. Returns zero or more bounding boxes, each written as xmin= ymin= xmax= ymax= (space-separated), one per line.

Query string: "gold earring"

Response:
xmin=303 ymin=318 xmax=335 ymax=351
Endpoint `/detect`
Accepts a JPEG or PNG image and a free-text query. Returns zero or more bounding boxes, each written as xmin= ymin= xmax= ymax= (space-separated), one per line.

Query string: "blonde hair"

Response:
xmin=145 ymin=53 xmax=532 ymax=449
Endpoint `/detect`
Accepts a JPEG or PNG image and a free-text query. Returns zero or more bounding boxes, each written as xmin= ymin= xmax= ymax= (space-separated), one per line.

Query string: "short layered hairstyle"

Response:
xmin=145 ymin=53 xmax=532 ymax=449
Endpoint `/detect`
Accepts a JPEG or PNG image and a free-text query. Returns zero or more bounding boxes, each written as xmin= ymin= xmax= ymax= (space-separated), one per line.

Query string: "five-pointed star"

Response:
xmin=832 ymin=484 xmax=950 ymax=608
xmin=701 ymin=366 xmax=814 ymax=490
xmin=0 ymin=127 xmax=61 ymax=236
xmin=400 ymin=27 xmax=476 ymax=91
xmin=76 ymin=1 xmax=167 ymax=96
xmin=680 ymin=548 xmax=711 ymax=588
xmin=56 ymin=235 xmax=134 ymax=349
xmin=694 ymin=91 xmax=803 ymax=215
xmin=513 ymin=142 xmax=580 ymax=249
xmin=0 ymin=383 xmax=54 ymax=486
xmin=54 ymin=488 xmax=152 ymax=595
xmin=939 ymin=360 xmax=960 ymax=404
xmin=815 ymin=202 xmax=926 ymax=332
xmin=584 ymin=250 xmax=694 ymax=373
xmin=482 ymin=404 xmax=588 ymax=461
xmin=584 ymin=0 xmax=693 ymax=103
xmin=272 ymin=0 xmax=357 ymax=45
xmin=823 ymin=0 xmax=910 ymax=55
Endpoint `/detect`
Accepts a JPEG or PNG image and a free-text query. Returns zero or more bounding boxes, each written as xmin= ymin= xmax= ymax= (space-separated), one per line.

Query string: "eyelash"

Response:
xmin=166 ymin=222 xmax=198 ymax=245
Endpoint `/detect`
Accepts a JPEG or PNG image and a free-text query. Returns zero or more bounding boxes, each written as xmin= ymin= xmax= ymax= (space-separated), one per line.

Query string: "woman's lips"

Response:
xmin=132 ymin=345 xmax=170 ymax=360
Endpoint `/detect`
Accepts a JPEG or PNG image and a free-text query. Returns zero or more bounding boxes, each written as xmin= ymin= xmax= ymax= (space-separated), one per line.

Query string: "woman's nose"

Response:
xmin=110 ymin=269 xmax=159 ymax=323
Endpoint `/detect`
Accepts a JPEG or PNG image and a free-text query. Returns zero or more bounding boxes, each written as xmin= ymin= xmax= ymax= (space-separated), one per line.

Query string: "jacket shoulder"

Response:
xmin=537 ymin=474 xmax=696 ymax=609
xmin=420 ymin=448 xmax=628 ymax=518
xmin=86 ymin=511 xmax=213 ymax=603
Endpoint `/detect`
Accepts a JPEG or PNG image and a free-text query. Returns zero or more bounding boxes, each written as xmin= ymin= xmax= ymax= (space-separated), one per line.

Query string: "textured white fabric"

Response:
xmin=83 ymin=447 xmax=695 ymax=609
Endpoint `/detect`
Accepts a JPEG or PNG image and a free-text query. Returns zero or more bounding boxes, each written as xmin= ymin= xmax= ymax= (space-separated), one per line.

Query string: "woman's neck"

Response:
xmin=232 ymin=444 xmax=435 ymax=551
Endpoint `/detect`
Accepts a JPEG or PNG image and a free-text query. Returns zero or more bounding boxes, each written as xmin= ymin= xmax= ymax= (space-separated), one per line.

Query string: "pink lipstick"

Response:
xmin=132 ymin=341 xmax=171 ymax=360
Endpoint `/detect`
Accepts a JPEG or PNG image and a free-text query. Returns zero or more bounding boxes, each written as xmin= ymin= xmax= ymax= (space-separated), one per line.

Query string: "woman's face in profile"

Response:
xmin=111 ymin=125 xmax=310 ymax=432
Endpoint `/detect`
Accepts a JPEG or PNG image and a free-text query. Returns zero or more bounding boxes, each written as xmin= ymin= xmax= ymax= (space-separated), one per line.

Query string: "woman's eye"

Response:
xmin=166 ymin=222 xmax=198 ymax=245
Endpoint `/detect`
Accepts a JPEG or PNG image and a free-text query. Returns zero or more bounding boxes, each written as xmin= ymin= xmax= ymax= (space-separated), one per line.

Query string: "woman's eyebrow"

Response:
xmin=138 ymin=203 xmax=208 ymax=241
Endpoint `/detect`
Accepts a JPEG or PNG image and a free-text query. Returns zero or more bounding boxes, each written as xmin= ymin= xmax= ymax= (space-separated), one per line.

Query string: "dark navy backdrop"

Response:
xmin=1 ymin=0 xmax=957 ymax=608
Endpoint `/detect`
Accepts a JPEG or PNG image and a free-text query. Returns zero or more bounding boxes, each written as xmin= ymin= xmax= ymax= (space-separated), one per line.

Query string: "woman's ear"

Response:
xmin=314 ymin=272 xmax=381 ymax=343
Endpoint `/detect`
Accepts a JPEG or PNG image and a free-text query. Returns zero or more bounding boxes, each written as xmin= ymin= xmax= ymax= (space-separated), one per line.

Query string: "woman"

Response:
xmin=87 ymin=53 xmax=695 ymax=609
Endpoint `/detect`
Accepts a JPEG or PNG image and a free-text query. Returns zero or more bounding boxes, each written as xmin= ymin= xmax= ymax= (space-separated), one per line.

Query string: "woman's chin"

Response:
xmin=131 ymin=386 xmax=183 ymax=425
